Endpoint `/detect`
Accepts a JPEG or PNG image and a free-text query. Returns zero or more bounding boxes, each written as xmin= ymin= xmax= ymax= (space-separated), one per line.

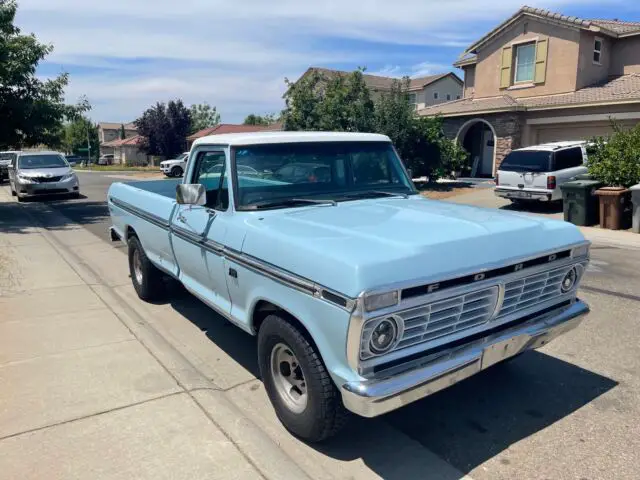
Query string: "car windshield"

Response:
xmin=233 ymin=141 xmax=415 ymax=209
xmin=499 ymin=150 xmax=552 ymax=173
xmin=18 ymin=154 xmax=68 ymax=169
xmin=0 ymin=153 xmax=17 ymax=163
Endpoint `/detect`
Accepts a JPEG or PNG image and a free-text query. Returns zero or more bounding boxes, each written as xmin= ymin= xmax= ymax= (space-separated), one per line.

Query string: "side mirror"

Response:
xmin=176 ymin=184 xmax=206 ymax=206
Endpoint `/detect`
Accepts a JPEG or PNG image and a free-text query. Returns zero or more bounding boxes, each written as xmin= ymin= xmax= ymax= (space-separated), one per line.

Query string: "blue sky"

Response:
xmin=15 ymin=0 xmax=640 ymax=124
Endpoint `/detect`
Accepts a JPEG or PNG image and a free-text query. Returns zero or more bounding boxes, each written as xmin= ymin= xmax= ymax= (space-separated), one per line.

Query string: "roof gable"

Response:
xmin=460 ymin=6 xmax=640 ymax=58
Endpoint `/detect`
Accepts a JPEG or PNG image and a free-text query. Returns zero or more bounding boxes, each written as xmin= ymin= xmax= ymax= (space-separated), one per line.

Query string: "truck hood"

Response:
xmin=240 ymin=196 xmax=586 ymax=298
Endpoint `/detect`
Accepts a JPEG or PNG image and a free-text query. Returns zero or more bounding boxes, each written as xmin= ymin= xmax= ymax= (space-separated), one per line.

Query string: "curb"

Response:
xmin=8 ymin=196 xmax=311 ymax=480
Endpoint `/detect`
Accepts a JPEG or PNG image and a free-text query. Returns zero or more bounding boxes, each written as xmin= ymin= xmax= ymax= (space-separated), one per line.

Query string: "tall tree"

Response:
xmin=63 ymin=116 xmax=99 ymax=159
xmin=135 ymin=100 xmax=192 ymax=158
xmin=282 ymin=69 xmax=374 ymax=132
xmin=0 ymin=0 xmax=88 ymax=149
xmin=243 ymin=113 xmax=278 ymax=126
xmin=189 ymin=102 xmax=220 ymax=133
xmin=119 ymin=124 xmax=126 ymax=139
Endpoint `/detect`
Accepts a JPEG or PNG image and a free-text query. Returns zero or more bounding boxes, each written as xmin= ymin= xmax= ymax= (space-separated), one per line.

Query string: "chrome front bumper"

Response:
xmin=16 ymin=180 xmax=78 ymax=196
xmin=495 ymin=188 xmax=552 ymax=201
xmin=341 ymin=299 xmax=589 ymax=418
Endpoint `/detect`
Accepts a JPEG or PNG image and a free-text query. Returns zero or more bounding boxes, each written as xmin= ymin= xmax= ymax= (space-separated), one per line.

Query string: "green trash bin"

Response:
xmin=560 ymin=180 xmax=604 ymax=226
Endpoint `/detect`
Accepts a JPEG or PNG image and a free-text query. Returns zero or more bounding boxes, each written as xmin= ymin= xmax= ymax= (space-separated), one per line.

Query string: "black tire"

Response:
xmin=10 ymin=188 xmax=16 ymax=197
xmin=171 ymin=166 xmax=183 ymax=177
xmin=258 ymin=314 xmax=349 ymax=442
xmin=127 ymin=235 xmax=166 ymax=302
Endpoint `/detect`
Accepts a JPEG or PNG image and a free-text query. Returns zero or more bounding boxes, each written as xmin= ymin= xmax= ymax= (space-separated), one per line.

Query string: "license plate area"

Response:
xmin=507 ymin=191 xmax=532 ymax=199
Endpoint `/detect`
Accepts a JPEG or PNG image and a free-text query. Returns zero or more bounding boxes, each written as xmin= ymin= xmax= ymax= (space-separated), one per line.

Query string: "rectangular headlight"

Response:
xmin=364 ymin=291 xmax=399 ymax=312
xmin=572 ymin=244 xmax=590 ymax=259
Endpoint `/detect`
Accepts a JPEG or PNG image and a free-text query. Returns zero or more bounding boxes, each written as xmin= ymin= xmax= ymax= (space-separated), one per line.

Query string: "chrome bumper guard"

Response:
xmin=341 ymin=299 xmax=589 ymax=418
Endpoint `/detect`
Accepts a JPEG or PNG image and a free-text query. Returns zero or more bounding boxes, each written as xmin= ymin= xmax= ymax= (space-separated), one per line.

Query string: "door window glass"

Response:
xmin=553 ymin=147 xmax=584 ymax=170
xmin=194 ymin=150 xmax=229 ymax=210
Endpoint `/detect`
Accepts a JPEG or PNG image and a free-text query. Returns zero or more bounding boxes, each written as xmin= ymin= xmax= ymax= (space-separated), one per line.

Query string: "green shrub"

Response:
xmin=587 ymin=122 xmax=640 ymax=188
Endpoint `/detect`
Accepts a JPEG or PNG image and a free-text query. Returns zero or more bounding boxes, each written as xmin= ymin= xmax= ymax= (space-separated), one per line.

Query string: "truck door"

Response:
xmin=170 ymin=147 xmax=232 ymax=315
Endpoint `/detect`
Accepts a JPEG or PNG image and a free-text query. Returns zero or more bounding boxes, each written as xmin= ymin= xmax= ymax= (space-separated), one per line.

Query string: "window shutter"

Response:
xmin=534 ymin=38 xmax=549 ymax=84
xmin=500 ymin=46 xmax=513 ymax=89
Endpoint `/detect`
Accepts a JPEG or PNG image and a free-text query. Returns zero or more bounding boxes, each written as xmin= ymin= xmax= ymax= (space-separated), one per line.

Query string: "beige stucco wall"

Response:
xmin=99 ymin=128 xmax=138 ymax=144
xmin=611 ymin=36 xmax=640 ymax=75
xmin=474 ymin=17 xmax=580 ymax=98
xmin=462 ymin=65 xmax=476 ymax=98
xmin=421 ymin=76 xmax=462 ymax=107
xmin=577 ymin=32 xmax=611 ymax=89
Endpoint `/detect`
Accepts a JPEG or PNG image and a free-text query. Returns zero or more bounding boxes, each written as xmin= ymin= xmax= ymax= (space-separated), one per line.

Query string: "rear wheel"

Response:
xmin=128 ymin=235 xmax=166 ymax=302
xmin=258 ymin=314 xmax=349 ymax=442
xmin=171 ymin=166 xmax=183 ymax=177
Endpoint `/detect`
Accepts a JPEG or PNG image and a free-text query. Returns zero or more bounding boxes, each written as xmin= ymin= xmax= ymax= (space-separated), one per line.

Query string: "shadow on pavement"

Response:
xmin=500 ymin=200 xmax=564 ymax=215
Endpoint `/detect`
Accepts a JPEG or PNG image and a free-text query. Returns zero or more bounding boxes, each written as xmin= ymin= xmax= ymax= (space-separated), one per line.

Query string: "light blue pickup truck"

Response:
xmin=108 ymin=132 xmax=591 ymax=442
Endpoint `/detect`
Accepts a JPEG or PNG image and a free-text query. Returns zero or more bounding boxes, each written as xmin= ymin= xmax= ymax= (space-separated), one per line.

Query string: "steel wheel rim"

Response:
xmin=133 ymin=248 xmax=144 ymax=285
xmin=270 ymin=343 xmax=307 ymax=414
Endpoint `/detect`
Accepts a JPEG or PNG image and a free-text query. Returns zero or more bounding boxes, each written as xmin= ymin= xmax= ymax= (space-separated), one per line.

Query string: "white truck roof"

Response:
xmin=192 ymin=131 xmax=391 ymax=148
xmin=516 ymin=141 xmax=588 ymax=152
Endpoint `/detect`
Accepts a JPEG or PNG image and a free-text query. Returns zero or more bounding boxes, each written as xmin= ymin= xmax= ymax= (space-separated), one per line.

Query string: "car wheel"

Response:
xmin=171 ymin=166 xmax=183 ymax=177
xmin=258 ymin=314 xmax=349 ymax=442
xmin=127 ymin=235 xmax=166 ymax=302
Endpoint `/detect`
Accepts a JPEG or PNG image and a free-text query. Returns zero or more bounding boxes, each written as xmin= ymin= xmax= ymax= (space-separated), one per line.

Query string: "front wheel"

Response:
xmin=258 ymin=314 xmax=349 ymax=442
xmin=171 ymin=166 xmax=183 ymax=177
xmin=128 ymin=235 xmax=166 ymax=302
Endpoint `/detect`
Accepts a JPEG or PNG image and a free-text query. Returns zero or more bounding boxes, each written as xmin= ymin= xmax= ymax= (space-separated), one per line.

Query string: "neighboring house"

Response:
xmin=101 ymin=135 xmax=149 ymax=166
xmin=419 ymin=6 xmax=640 ymax=177
xmin=186 ymin=123 xmax=282 ymax=148
xmin=98 ymin=122 xmax=138 ymax=155
xmin=298 ymin=67 xmax=463 ymax=110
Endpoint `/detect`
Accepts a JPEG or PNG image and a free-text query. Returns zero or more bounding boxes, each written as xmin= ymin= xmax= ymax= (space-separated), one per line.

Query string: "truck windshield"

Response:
xmin=499 ymin=151 xmax=552 ymax=173
xmin=233 ymin=141 xmax=415 ymax=209
xmin=18 ymin=154 xmax=68 ymax=169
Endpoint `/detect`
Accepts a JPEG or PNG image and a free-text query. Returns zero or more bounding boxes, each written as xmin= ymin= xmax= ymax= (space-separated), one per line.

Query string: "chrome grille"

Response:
xmin=32 ymin=176 xmax=63 ymax=183
xmin=498 ymin=264 xmax=577 ymax=317
xmin=361 ymin=287 xmax=499 ymax=358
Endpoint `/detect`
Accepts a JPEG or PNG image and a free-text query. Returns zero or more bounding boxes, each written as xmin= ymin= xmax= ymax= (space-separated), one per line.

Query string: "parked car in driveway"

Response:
xmin=0 ymin=151 xmax=20 ymax=183
xmin=98 ymin=154 xmax=115 ymax=165
xmin=160 ymin=152 xmax=189 ymax=177
xmin=495 ymin=141 xmax=589 ymax=203
xmin=108 ymin=132 xmax=591 ymax=442
xmin=8 ymin=151 xmax=80 ymax=201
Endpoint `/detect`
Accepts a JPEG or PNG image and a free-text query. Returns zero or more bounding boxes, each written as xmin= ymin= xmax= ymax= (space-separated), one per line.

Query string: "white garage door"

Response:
xmin=533 ymin=120 xmax=638 ymax=145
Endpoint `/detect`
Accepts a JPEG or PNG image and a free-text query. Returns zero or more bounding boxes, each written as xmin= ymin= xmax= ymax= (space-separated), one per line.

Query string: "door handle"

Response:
xmin=228 ymin=268 xmax=238 ymax=279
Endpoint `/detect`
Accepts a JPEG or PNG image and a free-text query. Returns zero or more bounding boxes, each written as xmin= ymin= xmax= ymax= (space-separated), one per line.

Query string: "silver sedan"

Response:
xmin=8 ymin=151 xmax=80 ymax=201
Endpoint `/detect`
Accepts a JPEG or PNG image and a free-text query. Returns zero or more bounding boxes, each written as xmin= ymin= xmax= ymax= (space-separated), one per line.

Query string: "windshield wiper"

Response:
xmin=342 ymin=190 xmax=410 ymax=200
xmin=240 ymin=198 xmax=337 ymax=210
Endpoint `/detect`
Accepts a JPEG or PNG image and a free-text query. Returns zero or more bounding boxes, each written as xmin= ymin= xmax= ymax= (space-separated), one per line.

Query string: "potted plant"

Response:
xmin=587 ymin=122 xmax=640 ymax=230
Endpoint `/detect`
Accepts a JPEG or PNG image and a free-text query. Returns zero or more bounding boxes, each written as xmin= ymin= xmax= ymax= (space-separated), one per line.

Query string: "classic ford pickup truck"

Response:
xmin=108 ymin=132 xmax=590 ymax=442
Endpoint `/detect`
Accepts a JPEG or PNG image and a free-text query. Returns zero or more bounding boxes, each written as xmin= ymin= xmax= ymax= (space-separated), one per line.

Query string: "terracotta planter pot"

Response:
xmin=595 ymin=187 xmax=632 ymax=230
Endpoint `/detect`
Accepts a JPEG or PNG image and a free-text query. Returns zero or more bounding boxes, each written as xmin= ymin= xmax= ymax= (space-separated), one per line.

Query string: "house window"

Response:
xmin=446 ymin=94 xmax=452 ymax=101
xmin=594 ymin=37 xmax=603 ymax=64
xmin=408 ymin=93 xmax=417 ymax=108
xmin=456 ymin=95 xmax=461 ymax=99
xmin=514 ymin=43 xmax=536 ymax=83
xmin=433 ymin=92 xmax=439 ymax=100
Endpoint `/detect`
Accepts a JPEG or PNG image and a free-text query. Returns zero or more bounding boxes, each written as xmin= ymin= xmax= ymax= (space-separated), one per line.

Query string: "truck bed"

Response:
xmin=124 ymin=179 xmax=181 ymax=199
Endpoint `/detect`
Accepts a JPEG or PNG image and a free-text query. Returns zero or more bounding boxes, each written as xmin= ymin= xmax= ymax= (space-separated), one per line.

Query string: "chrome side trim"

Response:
xmin=341 ymin=299 xmax=589 ymax=418
xmin=109 ymin=197 xmax=170 ymax=230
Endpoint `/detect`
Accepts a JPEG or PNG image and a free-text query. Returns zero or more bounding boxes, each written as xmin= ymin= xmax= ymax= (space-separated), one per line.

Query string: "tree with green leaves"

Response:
xmin=587 ymin=121 xmax=640 ymax=188
xmin=189 ymin=102 xmax=220 ymax=133
xmin=119 ymin=124 xmax=126 ymax=140
xmin=282 ymin=69 xmax=375 ymax=132
xmin=0 ymin=0 xmax=89 ymax=150
xmin=62 ymin=116 xmax=99 ymax=159
xmin=135 ymin=100 xmax=192 ymax=158
xmin=244 ymin=113 xmax=278 ymax=126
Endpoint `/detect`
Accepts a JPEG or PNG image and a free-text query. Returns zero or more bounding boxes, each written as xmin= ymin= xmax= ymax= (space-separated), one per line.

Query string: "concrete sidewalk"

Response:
xmin=444 ymin=188 xmax=640 ymax=250
xmin=0 ymin=188 xmax=308 ymax=480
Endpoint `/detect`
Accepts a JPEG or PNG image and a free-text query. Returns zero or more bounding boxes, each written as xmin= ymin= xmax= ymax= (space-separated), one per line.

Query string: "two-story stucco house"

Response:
xmin=419 ymin=6 xmax=640 ymax=178
xmin=98 ymin=122 xmax=138 ymax=155
xmin=298 ymin=67 xmax=463 ymax=111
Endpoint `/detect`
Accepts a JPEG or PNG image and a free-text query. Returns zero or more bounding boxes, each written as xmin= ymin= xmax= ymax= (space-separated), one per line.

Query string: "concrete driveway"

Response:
xmin=3 ymin=172 xmax=640 ymax=479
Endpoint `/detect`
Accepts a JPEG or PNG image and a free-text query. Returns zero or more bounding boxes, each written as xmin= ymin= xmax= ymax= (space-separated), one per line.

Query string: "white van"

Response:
xmin=494 ymin=141 xmax=589 ymax=203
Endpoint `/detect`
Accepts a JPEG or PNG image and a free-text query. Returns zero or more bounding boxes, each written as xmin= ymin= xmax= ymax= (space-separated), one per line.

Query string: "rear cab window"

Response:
xmin=499 ymin=150 xmax=552 ymax=173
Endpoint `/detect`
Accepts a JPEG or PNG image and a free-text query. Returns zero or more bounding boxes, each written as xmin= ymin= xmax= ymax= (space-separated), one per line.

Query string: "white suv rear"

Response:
xmin=495 ymin=141 xmax=588 ymax=203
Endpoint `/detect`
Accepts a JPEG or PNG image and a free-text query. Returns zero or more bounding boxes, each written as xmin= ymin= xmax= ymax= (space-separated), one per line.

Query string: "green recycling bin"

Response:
xmin=560 ymin=180 xmax=604 ymax=226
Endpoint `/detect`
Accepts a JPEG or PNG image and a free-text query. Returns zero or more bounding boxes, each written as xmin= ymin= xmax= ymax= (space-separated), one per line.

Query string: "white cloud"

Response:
xmin=16 ymin=0 xmax=626 ymax=122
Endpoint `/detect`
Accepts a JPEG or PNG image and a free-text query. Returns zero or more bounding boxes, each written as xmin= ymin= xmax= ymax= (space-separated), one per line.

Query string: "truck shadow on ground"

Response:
xmin=499 ymin=200 xmax=564 ymax=215
xmin=162 ymin=283 xmax=616 ymax=479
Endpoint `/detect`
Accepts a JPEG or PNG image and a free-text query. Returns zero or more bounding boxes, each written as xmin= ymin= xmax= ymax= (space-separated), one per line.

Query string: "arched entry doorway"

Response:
xmin=456 ymin=119 xmax=497 ymax=178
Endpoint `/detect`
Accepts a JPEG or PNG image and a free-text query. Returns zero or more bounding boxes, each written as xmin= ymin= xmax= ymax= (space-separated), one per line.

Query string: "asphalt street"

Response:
xmin=17 ymin=170 xmax=640 ymax=479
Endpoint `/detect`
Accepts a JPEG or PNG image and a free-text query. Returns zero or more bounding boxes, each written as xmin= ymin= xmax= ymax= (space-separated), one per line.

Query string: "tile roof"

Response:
xmin=459 ymin=6 xmax=640 ymax=59
xmin=303 ymin=68 xmax=462 ymax=92
xmin=98 ymin=122 xmax=137 ymax=131
xmin=186 ymin=123 xmax=281 ymax=141
xmin=101 ymin=135 xmax=145 ymax=147
xmin=418 ymin=74 xmax=640 ymax=117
